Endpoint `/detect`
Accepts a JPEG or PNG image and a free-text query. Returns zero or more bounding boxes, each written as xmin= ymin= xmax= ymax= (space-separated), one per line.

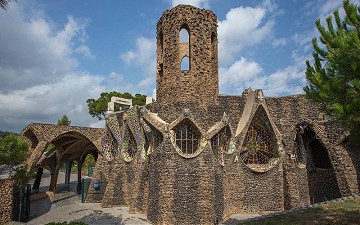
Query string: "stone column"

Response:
xmin=65 ymin=161 xmax=73 ymax=184
xmin=32 ymin=168 xmax=43 ymax=190
xmin=76 ymin=162 xmax=83 ymax=195
xmin=49 ymin=168 xmax=59 ymax=192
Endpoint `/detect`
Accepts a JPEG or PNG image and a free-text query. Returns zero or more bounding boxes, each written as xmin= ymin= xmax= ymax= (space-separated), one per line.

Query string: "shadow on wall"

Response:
xmin=76 ymin=211 xmax=125 ymax=225
xmin=29 ymin=195 xmax=52 ymax=220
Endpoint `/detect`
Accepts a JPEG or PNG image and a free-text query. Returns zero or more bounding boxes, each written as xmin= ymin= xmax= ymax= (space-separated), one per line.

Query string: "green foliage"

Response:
xmin=86 ymin=91 xmax=146 ymax=120
xmin=83 ymin=154 xmax=95 ymax=168
xmin=0 ymin=134 xmax=34 ymax=190
xmin=0 ymin=134 xmax=29 ymax=167
xmin=57 ymin=115 xmax=71 ymax=126
xmin=304 ymin=0 xmax=360 ymax=146
xmin=0 ymin=130 xmax=16 ymax=139
xmin=0 ymin=0 xmax=15 ymax=10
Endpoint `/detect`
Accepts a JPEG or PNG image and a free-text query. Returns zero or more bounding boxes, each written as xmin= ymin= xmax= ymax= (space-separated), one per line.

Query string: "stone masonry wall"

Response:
xmin=265 ymin=95 xmax=360 ymax=207
xmin=0 ymin=179 xmax=14 ymax=224
xmin=156 ymin=5 xmax=219 ymax=107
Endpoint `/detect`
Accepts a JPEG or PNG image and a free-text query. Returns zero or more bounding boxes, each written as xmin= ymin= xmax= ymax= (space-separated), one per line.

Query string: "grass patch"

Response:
xmin=242 ymin=198 xmax=360 ymax=225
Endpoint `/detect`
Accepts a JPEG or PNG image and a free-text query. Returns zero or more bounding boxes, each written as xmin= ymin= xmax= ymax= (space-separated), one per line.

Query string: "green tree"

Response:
xmin=304 ymin=0 xmax=360 ymax=146
xmin=0 ymin=134 xmax=33 ymax=189
xmin=86 ymin=91 xmax=146 ymax=120
xmin=57 ymin=115 xmax=71 ymax=126
xmin=0 ymin=0 xmax=14 ymax=9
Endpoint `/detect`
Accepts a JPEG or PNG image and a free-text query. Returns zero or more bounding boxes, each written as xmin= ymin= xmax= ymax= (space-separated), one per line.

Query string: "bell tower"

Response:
xmin=156 ymin=5 xmax=219 ymax=106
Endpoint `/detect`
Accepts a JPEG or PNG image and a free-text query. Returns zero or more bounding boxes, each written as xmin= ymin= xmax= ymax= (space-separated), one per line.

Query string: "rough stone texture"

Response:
xmin=20 ymin=123 xmax=104 ymax=192
xmin=156 ymin=5 xmax=219 ymax=107
xmin=20 ymin=4 xmax=360 ymax=225
xmin=0 ymin=179 xmax=14 ymax=224
xmin=83 ymin=5 xmax=360 ymax=225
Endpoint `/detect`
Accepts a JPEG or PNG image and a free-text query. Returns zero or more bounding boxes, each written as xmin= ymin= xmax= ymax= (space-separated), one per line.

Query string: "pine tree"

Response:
xmin=304 ymin=0 xmax=360 ymax=146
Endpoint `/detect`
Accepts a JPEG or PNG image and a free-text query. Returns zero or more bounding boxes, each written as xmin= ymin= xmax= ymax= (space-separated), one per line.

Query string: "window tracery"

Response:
xmin=174 ymin=119 xmax=200 ymax=155
xmin=240 ymin=107 xmax=278 ymax=165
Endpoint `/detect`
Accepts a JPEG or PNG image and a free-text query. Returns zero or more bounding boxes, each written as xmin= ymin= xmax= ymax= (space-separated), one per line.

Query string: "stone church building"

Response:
xmin=82 ymin=5 xmax=360 ymax=224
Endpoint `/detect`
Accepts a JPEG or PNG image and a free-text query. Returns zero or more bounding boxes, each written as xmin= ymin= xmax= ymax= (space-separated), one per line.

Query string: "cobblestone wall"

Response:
xmin=83 ymin=4 xmax=360 ymax=225
xmin=0 ymin=179 xmax=14 ymax=224
xmin=156 ymin=5 xmax=219 ymax=107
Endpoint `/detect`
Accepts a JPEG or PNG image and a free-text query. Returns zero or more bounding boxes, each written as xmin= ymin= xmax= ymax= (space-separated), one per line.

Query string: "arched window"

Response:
xmin=179 ymin=25 xmax=190 ymax=71
xmin=211 ymin=126 xmax=231 ymax=164
xmin=175 ymin=119 xmax=200 ymax=155
xmin=181 ymin=56 xmax=189 ymax=71
xmin=179 ymin=28 xmax=189 ymax=43
xmin=309 ymin=138 xmax=332 ymax=169
xmin=240 ymin=107 xmax=278 ymax=165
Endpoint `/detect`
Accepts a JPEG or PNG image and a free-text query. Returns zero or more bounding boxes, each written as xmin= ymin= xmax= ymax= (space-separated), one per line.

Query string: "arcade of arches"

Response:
xmin=21 ymin=123 xmax=104 ymax=193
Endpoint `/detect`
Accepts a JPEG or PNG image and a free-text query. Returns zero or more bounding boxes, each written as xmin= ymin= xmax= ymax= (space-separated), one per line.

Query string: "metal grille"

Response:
xmin=240 ymin=107 xmax=277 ymax=164
xmin=211 ymin=126 xmax=231 ymax=162
xmin=175 ymin=121 xmax=200 ymax=155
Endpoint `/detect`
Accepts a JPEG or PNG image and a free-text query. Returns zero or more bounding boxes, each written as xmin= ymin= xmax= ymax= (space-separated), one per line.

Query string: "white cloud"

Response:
xmin=219 ymin=57 xmax=263 ymax=87
xmin=0 ymin=3 xmax=104 ymax=132
xmin=75 ymin=45 xmax=95 ymax=59
xmin=272 ymin=38 xmax=287 ymax=47
xmin=171 ymin=0 xmax=209 ymax=8
xmin=120 ymin=37 xmax=156 ymax=76
xmin=218 ymin=6 xmax=274 ymax=66
xmin=220 ymin=58 xmax=306 ymax=97
xmin=0 ymin=73 xmax=105 ymax=132
xmin=0 ymin=6 xmax=94 ymax=93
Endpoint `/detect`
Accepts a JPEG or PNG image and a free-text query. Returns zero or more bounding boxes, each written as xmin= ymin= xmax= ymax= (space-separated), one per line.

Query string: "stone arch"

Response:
xmin=21 ymin=123 xmax=104 ymax=192
xmin=53 ymin=131 xmax=100 ymax=165
xmin=295 ymin=121 xmax=341 ymax=203
xmin=235 ymin=89 xmax=283 ymax=173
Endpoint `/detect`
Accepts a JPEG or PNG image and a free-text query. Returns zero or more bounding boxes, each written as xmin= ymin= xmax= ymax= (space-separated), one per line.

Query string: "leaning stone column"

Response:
xmin=65 ymin=161 xmax=73 ymax=184
xmin=32 ymin=168 xmax=43 ymax=190
xmin=49 ymin=168 xmax=59 ymax=192
xmin=77 ymin=162 xmax=83 ymax=195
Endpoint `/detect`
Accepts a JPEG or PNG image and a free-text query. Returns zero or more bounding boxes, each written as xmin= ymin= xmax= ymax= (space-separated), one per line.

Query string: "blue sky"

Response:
xmin=0 ymin=0 xmax=351 ymax=132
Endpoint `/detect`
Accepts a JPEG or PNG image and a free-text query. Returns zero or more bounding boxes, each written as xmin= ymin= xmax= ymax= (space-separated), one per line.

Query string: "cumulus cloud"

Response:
xmin=120 ymin=37 xmax=156 ymax=76
xmin=219 ymin=57 xmax=263 ymax=87
xmin=0 ymin=73 xmax=105 ymax=132
xmin=218 ymin=5 xmax=274 ymax=66
xmin=272 ymin=38 xmax=287 ymax=47
xmin=0 ymin=3 xmax=105 ymax=132
xmin=0 ymin=5 xmax=94 ymax=93
xmin=171 ymin=0 xmax=209 ymax=8
xmin=219 ymin=56 xmax=306 ymax=97
xmin=120 ymin=37 xmax=156 ymax=93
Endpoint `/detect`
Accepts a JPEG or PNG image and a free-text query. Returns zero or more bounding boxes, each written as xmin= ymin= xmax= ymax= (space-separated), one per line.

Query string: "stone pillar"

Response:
xmin=65 ymin=161 xmax=73 ymax=184
xmin=76 ymin=162 xmax=83 ymax=195
xmin=32 ymin=168 xmax=43 ymax=190
xmin=49 ymin=168 xmax=59 ymax=192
